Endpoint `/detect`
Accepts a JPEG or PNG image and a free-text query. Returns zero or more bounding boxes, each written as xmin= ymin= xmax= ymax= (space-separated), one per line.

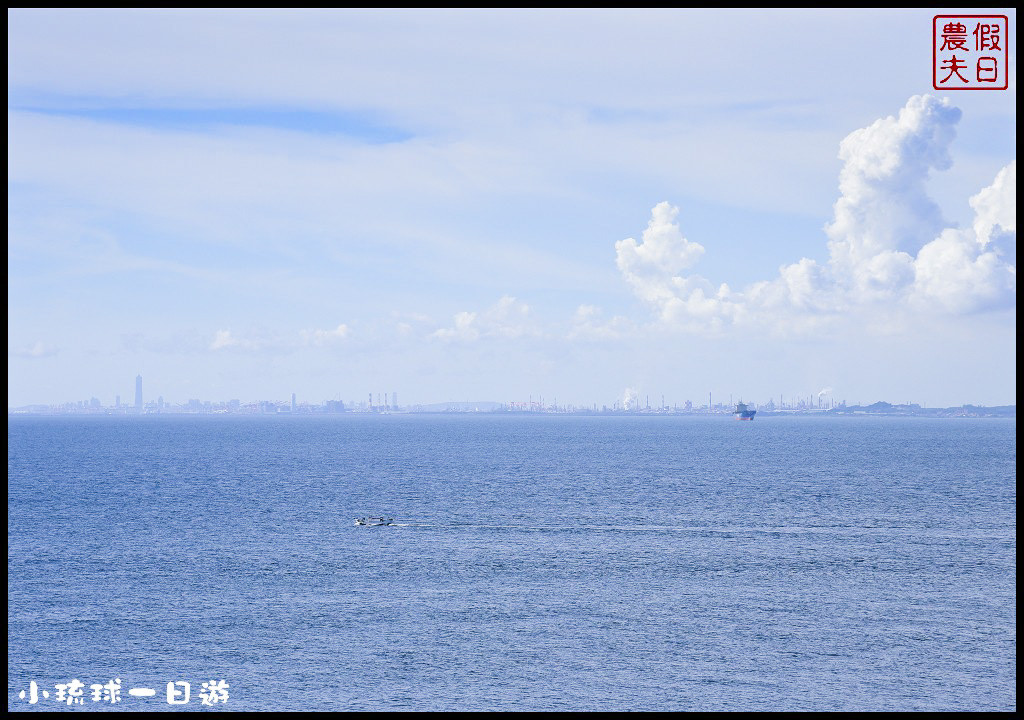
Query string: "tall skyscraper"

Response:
xmin=135 ymin=375 xmax=143 ymax=412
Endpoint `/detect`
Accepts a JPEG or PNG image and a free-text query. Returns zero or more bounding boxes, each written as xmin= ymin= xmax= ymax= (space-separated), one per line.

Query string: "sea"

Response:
xmin=7 ymin=413 xmax=1017 ymax=711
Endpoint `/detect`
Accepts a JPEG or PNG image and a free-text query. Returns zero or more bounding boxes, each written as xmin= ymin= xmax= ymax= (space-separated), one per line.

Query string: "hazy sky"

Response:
xmin=8 ymin=9 xmax=1017 ymax=408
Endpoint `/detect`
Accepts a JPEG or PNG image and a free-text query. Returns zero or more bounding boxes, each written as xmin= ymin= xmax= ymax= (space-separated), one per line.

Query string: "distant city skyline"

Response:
xmin=8 ymin=10 xmax=1016 ymax=409
xmin=9 ymin=372 xmax=1012 ymax=416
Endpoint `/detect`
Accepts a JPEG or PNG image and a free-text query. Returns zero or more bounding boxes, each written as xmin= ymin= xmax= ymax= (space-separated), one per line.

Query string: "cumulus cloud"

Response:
xmin=613 ymin=202 xmax=742 ymax=331
xmin=911 ymin=231 xmax=1015 ymax=315
xmin=827 ymin=95 xmax=960 ymax=269
xmin=616 ymin=95 xmax=1016 ymax=332
xmin=432 ymin=295 xmax=537 ymax=342
xmin=615 ymin=201 xmax=705 ymax=306
xmin=972 ymin=161 xmax=1015 ymax=230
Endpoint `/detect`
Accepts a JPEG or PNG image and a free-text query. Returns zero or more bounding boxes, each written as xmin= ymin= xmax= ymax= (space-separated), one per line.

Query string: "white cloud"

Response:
xmin=615 ymin=201 xmax=705 ymax=307
xmin=433 ymin=311 xmax=479 ymax=342
xmin=827 ymin=96 xmax=959 ymax=265
xmin=432 ymin=295 xmax=537 ymax=342
xmin=388 ymin=311 xmax=436 ymax=339
xmin=209 ymin=329 xmax=277 ymax=352
xmin=567 ymin=304 xmax=633 ymax=341
xmin=300 ymin=323 xmax=350 ymax=345
xmin=910 ymin=226 xmax=1016 ymax=315
xmin=210 ymin=330 xmax=239 ymax=350
xmin=613 ymin=201 xmax=742 ymax=332
xmin=617 ymin=95 xmax=1016 ymax=333
xmin=970 ymin=159 xmax=1016 ymax=258
xmin=10 ymin=341 xmax=59 ymax=358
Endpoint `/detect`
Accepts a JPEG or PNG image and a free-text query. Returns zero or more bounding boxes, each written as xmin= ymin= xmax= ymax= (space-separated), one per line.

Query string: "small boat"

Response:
xmin=354 ymin=516 xmax=394 ymax=526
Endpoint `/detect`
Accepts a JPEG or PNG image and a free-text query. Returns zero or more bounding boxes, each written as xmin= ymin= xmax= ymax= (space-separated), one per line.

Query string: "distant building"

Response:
xmin=135 ymin=375 xmax=143 ymax=412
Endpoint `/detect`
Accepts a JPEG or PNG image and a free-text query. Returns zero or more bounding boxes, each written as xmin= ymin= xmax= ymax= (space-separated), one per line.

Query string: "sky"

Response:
xmin=7 ymin=9 xmax=1017 ymax=409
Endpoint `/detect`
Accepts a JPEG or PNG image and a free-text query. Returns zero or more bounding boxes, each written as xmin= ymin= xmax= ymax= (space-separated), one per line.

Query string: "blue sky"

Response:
xmin=8 ymin=9 xmax=1017 ymax=408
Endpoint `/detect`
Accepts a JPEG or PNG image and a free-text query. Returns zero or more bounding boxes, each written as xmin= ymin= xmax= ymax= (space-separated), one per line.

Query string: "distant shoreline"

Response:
xmin=7 ymin=403 xmax=1016 ymax=419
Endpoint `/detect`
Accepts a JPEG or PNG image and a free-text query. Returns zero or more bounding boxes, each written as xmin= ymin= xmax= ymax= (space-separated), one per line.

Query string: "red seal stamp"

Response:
xmin=933 ymin=15 xmax=1009 ymax=90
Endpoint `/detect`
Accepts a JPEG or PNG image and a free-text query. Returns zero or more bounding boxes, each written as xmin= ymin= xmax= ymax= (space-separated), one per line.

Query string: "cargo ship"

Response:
xmin=734 ymin=401 xmax=756 ymax=420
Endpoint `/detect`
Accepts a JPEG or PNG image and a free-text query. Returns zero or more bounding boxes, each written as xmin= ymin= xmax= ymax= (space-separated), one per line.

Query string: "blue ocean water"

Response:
xmin=7 ymin=414 xmax=1017 ymax=711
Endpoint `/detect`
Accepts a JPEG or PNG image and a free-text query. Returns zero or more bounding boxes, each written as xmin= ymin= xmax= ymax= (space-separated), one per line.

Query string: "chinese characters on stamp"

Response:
xmin=934 ymin=15 xmax=1009 ymax=90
